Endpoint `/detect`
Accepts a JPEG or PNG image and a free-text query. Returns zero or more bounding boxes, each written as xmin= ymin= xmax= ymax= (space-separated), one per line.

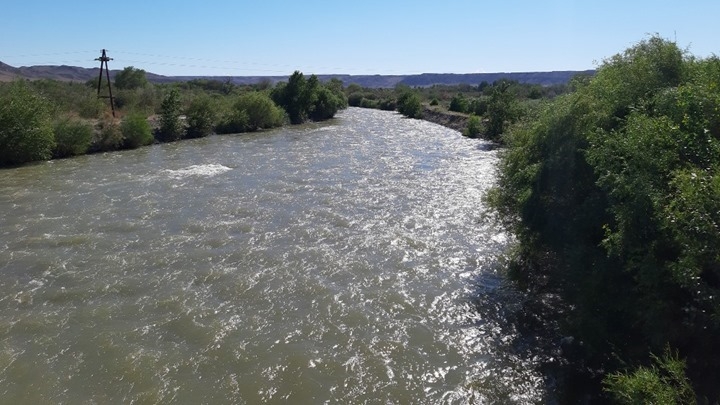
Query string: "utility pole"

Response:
xmin=95 ymin=49 xmax=115 ymax=117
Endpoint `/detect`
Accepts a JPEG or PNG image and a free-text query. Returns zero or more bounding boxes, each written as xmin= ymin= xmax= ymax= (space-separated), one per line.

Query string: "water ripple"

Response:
xmin=0 ymin=108 xmax=546 ymax=403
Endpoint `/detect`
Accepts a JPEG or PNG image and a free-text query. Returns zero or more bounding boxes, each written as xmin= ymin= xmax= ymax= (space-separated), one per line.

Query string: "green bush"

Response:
xmin=156 ymin=88 xmax=183 ymax=142
xmin=121 ymin=114 xmax=154 ymax=149
xmin=92 ymin=114 xmax=124 ymax=152
xmin=449 ymin=93 xmax=468 ymax=113
xmin=396 ymin=92 xmax=423 ymax=118
xmin=272 ymin=71 xmax=310 ymax=124
xmin=463 ymin=114 xmax=482 ymax=137
xmin=0 ymin=81 xmax=55 ymax=166
xmin=216 ymin=109 xmax=249 ymax=134
xmin=379 ymin=98 xmax=397 ymax=111
xmin=485 ymin=80 xmax=519 ymax=140
xmin=233 ymin=92 xmax=284 ymax=131
xmin=185 ymin=96 xmax=216 ymax=138
xmin=487 ymin=36 xmax=720 ymax=400
xmin=604 ymin=348 xmax=695 ymax=405
xmin=272 ymin=71 xmax=346 ymax=124
xmin=348 ymin=93 xmax=364 ymax=107
xmin=114 ymin=66 xmax=149 ymax=90
xmin=360 ymin=98 xmax=378 ymax=109
xmin=53 ymin=118 xmax=93 ymax=158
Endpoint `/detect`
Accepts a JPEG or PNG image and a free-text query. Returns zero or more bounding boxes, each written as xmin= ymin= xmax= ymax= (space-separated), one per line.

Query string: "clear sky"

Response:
xmin=1 ymin=0 xmax=718 ymax=77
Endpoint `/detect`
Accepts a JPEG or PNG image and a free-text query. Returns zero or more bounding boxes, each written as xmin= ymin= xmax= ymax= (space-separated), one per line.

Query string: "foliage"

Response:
xmin=53 ymin=118 xmax=93 ymax=158
xmin=272 ymin=71 xmax=310 ymax=124
xmin=485 ymin=80 xmax=519 ymax=140
xmin=449 ymin=93 xmax=469 ymax=113
xmin=486 ymin=36 xmax=720 ymax=400
xmin=604 ymin=347 xmax=695 ymax=405
xmin=184 ymin=96 xmax=216 ymax=138
xmin=233 ymin=92 xmax=285 ymax=131
xmin=92 ymin=113 xmax=124 ymax=152
xmin=114 ymin=66 xmax=149 ymax=90
xmin=396 ymin=91 xmax=423 ymax=118
xmin=156 ymin=88 xmax=183 ymax=142
xmin=272 ymin=71 xmax=346 ymax=124
xmin=215 ymin=109 xmax=249 ymax=135
xmin=0 ymin=81 xmax=55 ymax=166
xmin=120 ymin=114 xmax=154 ymax=149
xmin=463 ymin=114 xmax=482 ymax=137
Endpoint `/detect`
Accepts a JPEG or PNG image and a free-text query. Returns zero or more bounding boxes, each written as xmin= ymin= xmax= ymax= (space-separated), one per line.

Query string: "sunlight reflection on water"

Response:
xmin=0 ymin=108 xmax=546 ymax=403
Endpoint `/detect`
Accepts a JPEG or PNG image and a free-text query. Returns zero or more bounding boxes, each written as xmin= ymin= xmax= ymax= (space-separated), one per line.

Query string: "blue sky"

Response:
xmin=1 ymin=0 xmax=718 ymax=76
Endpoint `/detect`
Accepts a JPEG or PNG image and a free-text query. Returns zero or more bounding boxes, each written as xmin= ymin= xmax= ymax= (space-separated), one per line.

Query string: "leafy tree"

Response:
xmin=271 ymin=71 xmax=346 ymax=124
xmin=114 ymin=66 xmax=149 ymax=90
xmin=53 ymin=118 xmax=93 ymax=158
xmin=157 ymin=88 xmax=183 ymax=142
xmin=272 ymin=71 xmax=310 ymax=124
xmin=485 ymin=80 xmax=519 ymax=140
xmin=0 ymin=81 xmax=55 ymax=166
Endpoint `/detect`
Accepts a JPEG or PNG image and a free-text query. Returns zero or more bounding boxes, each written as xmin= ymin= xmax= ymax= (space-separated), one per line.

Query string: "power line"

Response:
xmin=2 ymin=49 xmax=410 ymax=75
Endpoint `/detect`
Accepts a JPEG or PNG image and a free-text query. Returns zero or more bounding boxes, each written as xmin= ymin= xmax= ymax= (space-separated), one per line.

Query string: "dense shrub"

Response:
xmin=485 ymin=80 xmax=519 ymax=140
xmin=604 ymin=347 xmax=695 ymax=405
xmin=396 ymin=92 xmax=422 ymax=118
xmin=463 ymin=114 xmax=482 ymax=137
xmin=216 ymin=109 xmax=249 ymax=134
xmin=0 ymin=81 xmax=55 ymax=166
xmin=487 ymin=36 xmax=719 ymax=401
xmin=272 ymin=71 xmax=310 ymax=124
xmin=272 ymin=71 xmax=346 ymax=124
xmin=185 ymin=96 xmax=216 ymax=138
xmin=53 ymin=118 xmax=93 ymax=158
xmin=156 ymin=88 xmax=183 ymax=142
xmin=92 ymin=113 xmax=124 ymax=152
xmin=449 ymin=93 xmax=468 ymax=113
xmin=120 ymin=114 xmax=154 ymax=149
xmin=233 ymin=92 xmax=285 ymax=131
xmin=114 ymin=66 xmax=149 ymax=90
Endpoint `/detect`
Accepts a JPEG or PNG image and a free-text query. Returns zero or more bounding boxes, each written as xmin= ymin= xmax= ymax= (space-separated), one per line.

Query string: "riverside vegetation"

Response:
xmin=0 ymin=70 xmax=347 ymax=167
xmin=3 ymin=37 xmax=719 ymax=403
xmin=345 ymin=76 xmax=573 ymax=139
xmin=486 ymin=36 xmax=720 ymax=403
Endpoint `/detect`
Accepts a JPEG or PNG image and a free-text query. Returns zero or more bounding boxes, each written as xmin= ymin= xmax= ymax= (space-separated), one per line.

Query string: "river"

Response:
xmin=0 ymin=108 xmax=546 ymax=403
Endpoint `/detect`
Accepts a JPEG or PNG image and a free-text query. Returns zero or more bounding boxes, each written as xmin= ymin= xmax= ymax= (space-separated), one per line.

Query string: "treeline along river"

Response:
xmin=0 ymin=108 xmax=548 ymax=403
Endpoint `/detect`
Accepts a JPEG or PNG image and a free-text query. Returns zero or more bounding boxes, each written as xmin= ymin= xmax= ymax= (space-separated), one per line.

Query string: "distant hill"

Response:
xmin=0 ymin=60 xmax=593 ymax=88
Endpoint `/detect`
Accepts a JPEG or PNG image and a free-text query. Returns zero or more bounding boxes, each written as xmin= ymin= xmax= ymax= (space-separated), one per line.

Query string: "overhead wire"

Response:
xmin=1 ymin=49 xmax=408 ymax=75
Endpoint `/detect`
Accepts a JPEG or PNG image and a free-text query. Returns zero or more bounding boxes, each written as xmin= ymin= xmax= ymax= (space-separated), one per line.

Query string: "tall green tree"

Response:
xmin=272 ymin=71 xmax=310 ymax=124
xmin=485 ymin=80 xmax=518 ymax=140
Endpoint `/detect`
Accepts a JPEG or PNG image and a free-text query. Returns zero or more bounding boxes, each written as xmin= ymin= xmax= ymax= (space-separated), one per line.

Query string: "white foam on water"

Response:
xmin=164 ymin=164 xmax=232 ymax=179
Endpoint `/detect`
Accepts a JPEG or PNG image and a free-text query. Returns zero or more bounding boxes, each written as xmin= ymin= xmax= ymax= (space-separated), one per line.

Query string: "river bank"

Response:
xmin=420 ymin=106 xmax=471 ymax=133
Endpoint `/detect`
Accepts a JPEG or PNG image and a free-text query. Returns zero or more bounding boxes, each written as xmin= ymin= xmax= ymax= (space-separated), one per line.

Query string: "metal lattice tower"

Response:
xmin=95 ymin=49 xmax=116 ymax=117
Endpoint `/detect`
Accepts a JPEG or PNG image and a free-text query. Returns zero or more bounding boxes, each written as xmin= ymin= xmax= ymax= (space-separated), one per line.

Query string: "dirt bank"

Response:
xmin=420 ymin=106 xmax=470 ymax=133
